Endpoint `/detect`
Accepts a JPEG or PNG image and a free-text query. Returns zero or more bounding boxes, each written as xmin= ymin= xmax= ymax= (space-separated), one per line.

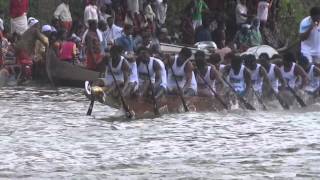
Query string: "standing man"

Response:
xmin=235 ymin=0 xmax=249 ymax=29
xmin=54 ymin=0 xmax=73 ymax=32
xmin=84 ymin=0 xmax=99 ymax=28
xmin=85 ymin=20 xmax=103 ymax=71
xmin=10 ymin=0 xmax=29 ymax=35
xmin=115 ymin=24 xmax=135 ymax=53
xmin=15 ymin=17 xmax=49 ymax=81
xmin=192 ymin=0 xmax=209 ymax=30
xmin=300 ymin=7 xmax=320 ymax=65
xmin=105 ymin=16 xmax=123 ymax=49
xmin=155 ymin=0 xmax=168 ymax=28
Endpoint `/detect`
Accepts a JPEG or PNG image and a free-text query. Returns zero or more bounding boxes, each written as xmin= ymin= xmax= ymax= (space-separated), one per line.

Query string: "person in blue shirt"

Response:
xmin=115 ymin=24 xmax=135 ymax=53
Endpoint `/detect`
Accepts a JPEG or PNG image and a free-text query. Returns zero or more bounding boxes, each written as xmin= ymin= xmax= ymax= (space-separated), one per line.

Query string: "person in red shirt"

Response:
xmin=10 ymin=0 xmax=29 ymax=35
xmin=85 ymin=19 xmax=103 ymax=71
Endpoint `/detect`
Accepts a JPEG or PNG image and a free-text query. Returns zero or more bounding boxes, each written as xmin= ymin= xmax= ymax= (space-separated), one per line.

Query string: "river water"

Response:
xmin=0 ymin=86 xmax=320 ymax=179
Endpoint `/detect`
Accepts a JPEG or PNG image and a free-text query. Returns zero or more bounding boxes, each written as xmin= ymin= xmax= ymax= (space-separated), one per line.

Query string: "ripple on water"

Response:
xmin=0 ymin=86 xmax=320 ymax=179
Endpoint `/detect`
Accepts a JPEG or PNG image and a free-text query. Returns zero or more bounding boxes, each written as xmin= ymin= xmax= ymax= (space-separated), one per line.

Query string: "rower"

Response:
xmin=298 ymin=55 xmax=320 ymax=95
xmin=259 ymin=53 xmax=286 ymax=96
xmin=280 ymin=52 xmax=309 ymax=90
xmin=223 ymin=54 xmax=251 ymax=97
xmin=94 ymin=45 xmax=132 ymax=97
xmin=208 ymin=53 xmax=226 ymax=72
xmin=195 ymin=50 xmax=222 ymax=97
xmin=244 ymin=54 xmax=272 ymax=96
xmin=137 ymin=47 xmax=167 ymax=99
xmin=167 ymin=47 xmax=197 ymax=96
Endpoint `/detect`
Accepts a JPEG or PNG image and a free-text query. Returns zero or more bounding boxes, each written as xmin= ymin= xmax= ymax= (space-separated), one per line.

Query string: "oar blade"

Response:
xmin=274 ymin=92 xmax=290 ymax=110
xmin=86 ymin=100 xmax=94 ymax=116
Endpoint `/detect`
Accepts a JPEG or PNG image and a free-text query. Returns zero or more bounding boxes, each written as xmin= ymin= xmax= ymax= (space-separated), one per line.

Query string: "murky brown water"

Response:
xmin=0 ymin=86 xmax=320 ymax=179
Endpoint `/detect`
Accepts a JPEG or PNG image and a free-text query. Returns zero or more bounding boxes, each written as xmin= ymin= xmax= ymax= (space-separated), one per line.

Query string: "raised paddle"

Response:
xmin=169 ymin=64 xmax=189 ymax=112
xmin=252 ymin=87 xmax=267 ymax=110
xmin=107 ymin=62 xmax=134 ymax=118
xmin=146 ymin=63 xmax=160 ymax=116
xmin=195 ymin=69 xmax=229 ymax=110
xmin=222 ymin=76 xmax=256 ymax=111
xmin=286 ymin=83 xmax=307 ymax=107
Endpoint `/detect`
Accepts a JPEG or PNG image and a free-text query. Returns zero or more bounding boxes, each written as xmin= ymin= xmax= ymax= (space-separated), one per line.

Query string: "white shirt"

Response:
xmin=84 ymin=4 xmax=99 ymax=27
xmin=236 ymin=3 xmax=248 ymax=24
xmin=155 ymin=0 xmax=168 ymax=25
xmin=105 ymin=24 xmax=123 ymax=44
xmin=257 ymin=1 xmax=270 ymax=22
xmin=127 ymin=0 xmax=140 ymax=14
xmin=300 ymin=16 xmax=320 ymax=59
xmin=54 ymin=3 xmax=72 ymax=22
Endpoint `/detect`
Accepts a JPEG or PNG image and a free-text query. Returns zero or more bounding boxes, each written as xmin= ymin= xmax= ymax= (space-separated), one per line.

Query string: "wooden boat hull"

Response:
xmin=86 ymin=85 xmax=225 ymax=118
xmin=46 ymin=49 xmax=101 ymax=87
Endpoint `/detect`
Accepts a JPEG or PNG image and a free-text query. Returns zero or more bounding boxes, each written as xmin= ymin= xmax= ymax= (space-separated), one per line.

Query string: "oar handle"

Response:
xmin=107 ymin=62 xmax=134 ymax=118
xmin=169 ymin=64 xmax=189 ymax=112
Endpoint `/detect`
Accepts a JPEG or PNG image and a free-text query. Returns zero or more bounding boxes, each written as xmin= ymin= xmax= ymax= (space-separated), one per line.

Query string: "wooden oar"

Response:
xmin=195 ymin=69 xmax=228 ymax=110
xmin=107 ymin=63 xmax=134 ymax=118
xmin=271 ymin=88 xmax=290 ymax=110
xmin=86 ymin=81 xmax=95 ymax=116
xmin=252 ymin=87 xmax=267 ymax=110
xmin=86 ymin=95 xmax=95 ymax=116
xmin=146 ymin=63 xmax=160 ymax=116
xmin=222 ymin=76 xmax=256 ymax=111
xmin=169 ymin=65 xmax=189 ymax=112
xmin=287 ymin=83 xmax=307 ymax=107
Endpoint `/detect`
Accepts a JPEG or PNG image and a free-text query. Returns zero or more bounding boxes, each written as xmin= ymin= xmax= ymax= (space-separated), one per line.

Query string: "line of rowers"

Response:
xmin=94 ymin=45 xmax=320 ymax=104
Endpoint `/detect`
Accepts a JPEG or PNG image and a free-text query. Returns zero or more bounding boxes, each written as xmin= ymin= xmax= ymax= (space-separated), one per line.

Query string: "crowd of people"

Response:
xmin=0 ymin=0 xmax=320 ymax=106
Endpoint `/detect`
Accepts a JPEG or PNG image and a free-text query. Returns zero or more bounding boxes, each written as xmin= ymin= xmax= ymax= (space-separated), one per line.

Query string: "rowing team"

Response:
xmin=92 ymin=45 xmax=319 ymax=107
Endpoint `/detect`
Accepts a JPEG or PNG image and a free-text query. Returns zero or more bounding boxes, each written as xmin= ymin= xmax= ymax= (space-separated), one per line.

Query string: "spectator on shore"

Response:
xmin=251 ymin=18 xmax=262 ymax=46
xmin=0 ymin=10 xmax=4 ymax=34
xmin=10 ymin=0 xmax=29 ymax=35
xmin=235 ymin=0 xmax=249 ymax=29
xmin=234 ymin=24 xmax=253 ymax=51
xmin=212 ymin=21 xmax=226 ymax=49
xmin=54 ymin=0 xmax=73 ymax=32
xmin=195 ymin=21 xmax=212 ymax=43
xmin=99 ymin=4 xmax=113 ymax=23
xmin=85 ymin=19 xmax=103 ymax=71
xmin=115 ymin=24 xmax=135 ymax=53
xmin=105 ymin=16 xmax=123 ymax=49
xmin=192 ymin=0 xmax=209 ymax=30
xmin=97 ymin=0 xmax=112 ymax=8
xmin=154 ymin=0 xmax=168 ymax=28
xmin=257 ymin=0 xmax=273 ymax=28
xmin=134 ymin=29 xmax=160 ymax=54
xmin=300 ymin=6 xmax=320 ymax=65
xmin=144 ymin=0 xmax=156 ymax=34
xmin=84 ymin=0 xmax=99 ymax=27
xmin=181 ymin=13 xmax=195 ymax=45
xmin=127 ymin=0 xmax=140 ymax=17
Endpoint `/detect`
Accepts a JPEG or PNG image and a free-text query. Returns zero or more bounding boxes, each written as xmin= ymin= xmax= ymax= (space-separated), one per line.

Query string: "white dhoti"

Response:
xmin=10 ymin=13 xmax=28 ymax=35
